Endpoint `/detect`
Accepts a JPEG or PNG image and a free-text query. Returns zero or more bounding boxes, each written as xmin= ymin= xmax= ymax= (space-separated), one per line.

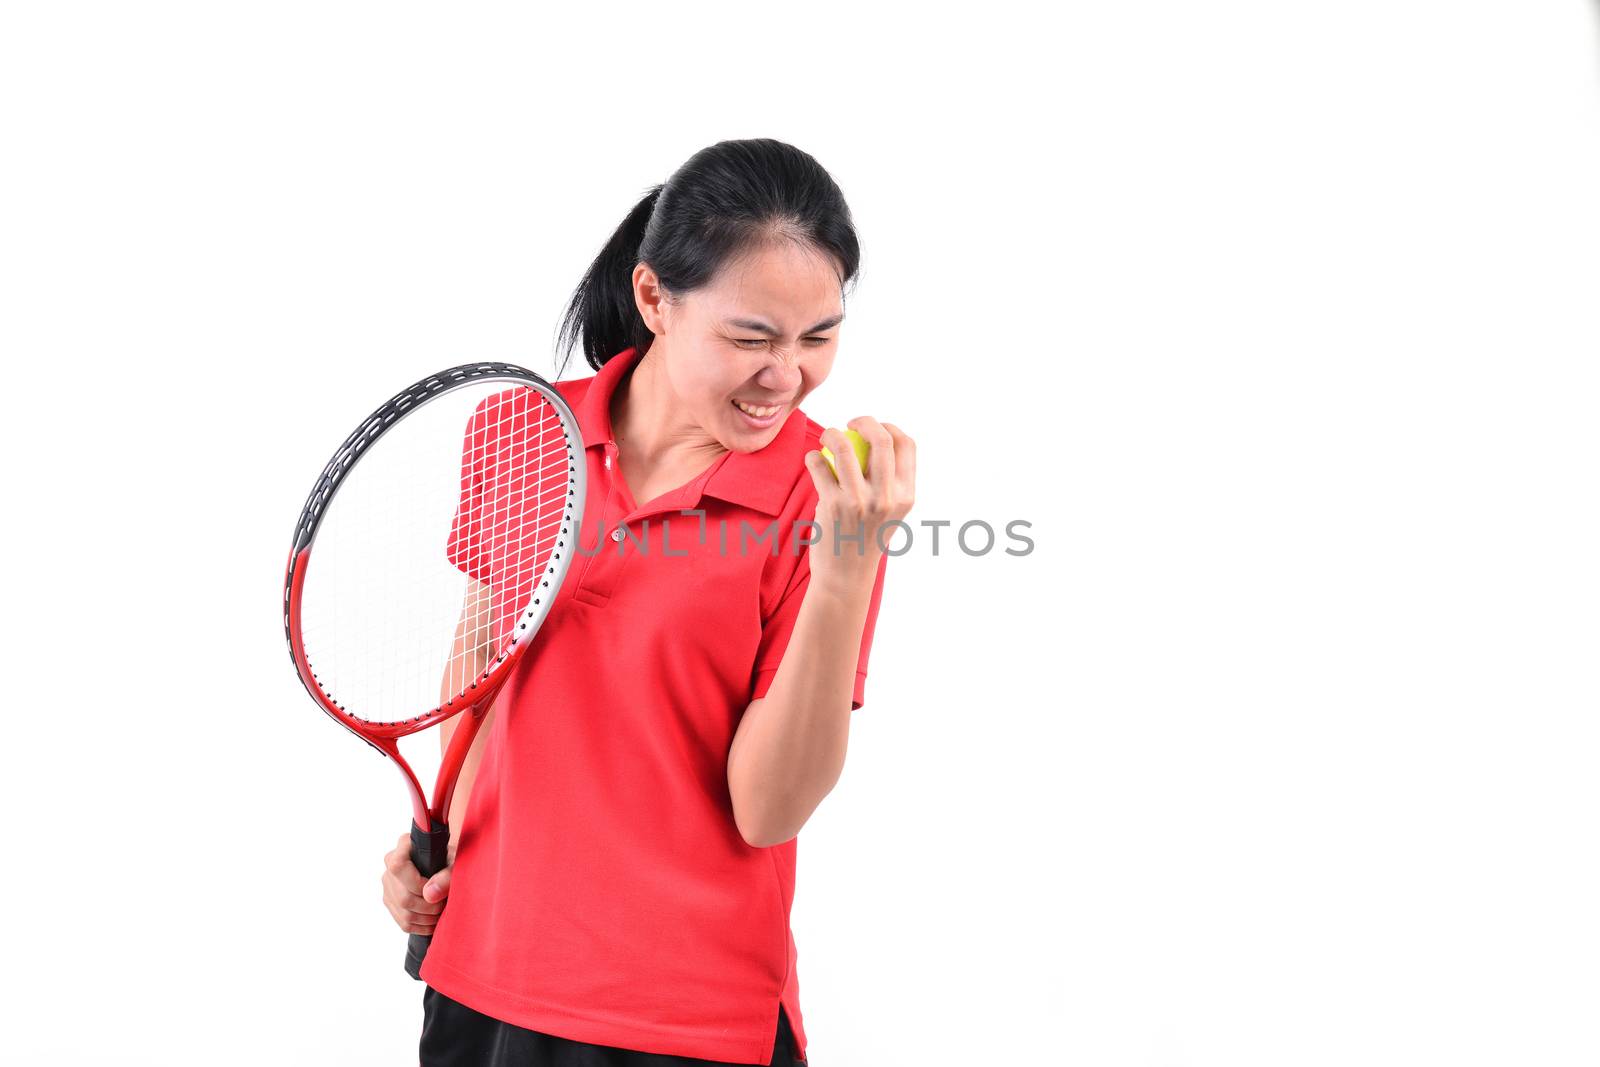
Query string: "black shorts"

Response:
xmin=420 ymin=985 xmax=806 ymax=1067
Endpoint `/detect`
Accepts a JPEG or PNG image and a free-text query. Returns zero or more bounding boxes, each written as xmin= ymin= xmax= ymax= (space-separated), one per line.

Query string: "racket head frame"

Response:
xmin=281 ymin=361 xmax=585 ymax=819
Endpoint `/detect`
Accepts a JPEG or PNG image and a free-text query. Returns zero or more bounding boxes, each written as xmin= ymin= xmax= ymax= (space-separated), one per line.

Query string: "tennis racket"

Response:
xmin=282 ymin=362 xmax=585 ymax=979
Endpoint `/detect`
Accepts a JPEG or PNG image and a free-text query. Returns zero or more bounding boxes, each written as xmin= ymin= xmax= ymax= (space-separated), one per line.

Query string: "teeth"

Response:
xmin=733 ymin=399 xmax=780 ymax=418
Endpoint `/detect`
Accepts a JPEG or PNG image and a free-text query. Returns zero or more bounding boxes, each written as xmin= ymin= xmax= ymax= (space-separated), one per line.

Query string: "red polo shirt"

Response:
xmin=419 ymin=346 xmax=889 ymax=1065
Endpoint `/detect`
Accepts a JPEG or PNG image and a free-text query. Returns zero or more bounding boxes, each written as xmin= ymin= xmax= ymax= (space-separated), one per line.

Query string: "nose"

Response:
xmin=757 ymin=350 xmax=803 ymax=393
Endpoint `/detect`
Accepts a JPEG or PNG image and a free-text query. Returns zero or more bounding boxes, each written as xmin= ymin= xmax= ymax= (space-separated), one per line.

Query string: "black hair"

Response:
xmin=555 ymin=138 xmax=861 ymax=376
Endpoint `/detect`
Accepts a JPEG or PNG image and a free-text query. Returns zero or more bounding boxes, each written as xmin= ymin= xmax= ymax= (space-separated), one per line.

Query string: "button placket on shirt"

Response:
xmin=571 ymin=442 xmax=629 ymax=607
xmin=573 ymin=440 xmax=727 ymax=607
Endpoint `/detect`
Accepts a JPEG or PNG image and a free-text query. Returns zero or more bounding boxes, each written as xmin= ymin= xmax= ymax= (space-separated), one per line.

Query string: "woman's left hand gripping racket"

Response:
xmin=283 ymin=362 xmax=585 ymax=979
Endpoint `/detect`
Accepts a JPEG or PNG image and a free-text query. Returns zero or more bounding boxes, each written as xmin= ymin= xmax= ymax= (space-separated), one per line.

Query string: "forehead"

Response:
xmin=701 ymin=241 xmax=843 ymax=323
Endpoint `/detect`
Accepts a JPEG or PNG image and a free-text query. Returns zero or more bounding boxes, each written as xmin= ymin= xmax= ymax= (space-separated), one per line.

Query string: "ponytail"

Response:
xmin=555 ymin=184 xmax=663 ymax=376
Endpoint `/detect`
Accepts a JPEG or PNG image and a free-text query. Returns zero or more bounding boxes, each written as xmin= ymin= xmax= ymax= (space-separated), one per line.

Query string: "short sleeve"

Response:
xmin=750 ymin=549 xmax=889 ymax=711
xmin=444 ymin=399 xmax=492 ymax=583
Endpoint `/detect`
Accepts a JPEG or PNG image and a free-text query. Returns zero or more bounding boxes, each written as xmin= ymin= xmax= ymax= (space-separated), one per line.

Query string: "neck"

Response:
xmin=610 ymin=347 xmax=727 ymax=468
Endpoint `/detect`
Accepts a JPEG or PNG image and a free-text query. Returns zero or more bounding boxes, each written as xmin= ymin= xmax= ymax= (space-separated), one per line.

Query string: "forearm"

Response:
xmin=727 ymin=573 xmax=875 ymax=847
xmin=441 ymin=706 xmax=495 ymax=844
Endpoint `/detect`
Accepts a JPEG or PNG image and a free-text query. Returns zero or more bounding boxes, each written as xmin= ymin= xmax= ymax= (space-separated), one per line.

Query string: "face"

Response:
xmin=633 ymin=240 xmax=844 ymax=452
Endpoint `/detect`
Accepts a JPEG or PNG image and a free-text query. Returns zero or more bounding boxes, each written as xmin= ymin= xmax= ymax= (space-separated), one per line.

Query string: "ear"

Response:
xmin=633 ymin=263 xmax=669 ymax=334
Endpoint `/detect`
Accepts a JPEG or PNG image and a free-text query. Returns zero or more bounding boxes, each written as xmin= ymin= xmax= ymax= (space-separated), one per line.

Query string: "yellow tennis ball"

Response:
xmin=820 ymin=429 xmax=870 ymax=478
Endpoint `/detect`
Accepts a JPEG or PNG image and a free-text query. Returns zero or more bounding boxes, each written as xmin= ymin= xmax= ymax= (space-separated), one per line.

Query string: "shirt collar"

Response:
xmin=571 ymin=345 xmax=810 ymax=518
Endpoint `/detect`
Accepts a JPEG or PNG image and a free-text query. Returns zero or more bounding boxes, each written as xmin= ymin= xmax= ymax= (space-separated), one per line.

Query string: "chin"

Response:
xmin=726 ymin=424 xmax=780 ymax=452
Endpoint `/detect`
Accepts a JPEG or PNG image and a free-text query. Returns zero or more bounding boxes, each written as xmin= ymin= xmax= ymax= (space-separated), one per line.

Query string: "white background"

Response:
xmin=3 ymin=3 xmax=1597 ymax=1065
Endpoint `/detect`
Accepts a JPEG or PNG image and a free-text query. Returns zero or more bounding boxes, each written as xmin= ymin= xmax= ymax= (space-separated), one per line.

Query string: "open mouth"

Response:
xmin=731 ymin=398 xmax=785 ymax=428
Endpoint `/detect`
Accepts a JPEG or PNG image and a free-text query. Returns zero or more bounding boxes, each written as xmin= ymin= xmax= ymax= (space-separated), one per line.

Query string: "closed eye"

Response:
xmin=734 ymin=336 xmax=834 ymax=348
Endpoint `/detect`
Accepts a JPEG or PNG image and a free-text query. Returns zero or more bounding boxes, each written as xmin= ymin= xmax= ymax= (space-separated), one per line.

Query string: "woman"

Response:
xmin=381 ymin=138 xmax=915 ymax=1066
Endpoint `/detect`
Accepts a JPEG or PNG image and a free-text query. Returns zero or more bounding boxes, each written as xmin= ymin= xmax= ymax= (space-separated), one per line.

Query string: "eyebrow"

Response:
xmin=726 ymin=313 xmax=845 ymax=336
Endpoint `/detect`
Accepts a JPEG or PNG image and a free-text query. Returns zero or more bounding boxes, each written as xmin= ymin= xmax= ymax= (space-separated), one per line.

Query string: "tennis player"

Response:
xmin=380 ymin=138 xmax=915 ymax=1066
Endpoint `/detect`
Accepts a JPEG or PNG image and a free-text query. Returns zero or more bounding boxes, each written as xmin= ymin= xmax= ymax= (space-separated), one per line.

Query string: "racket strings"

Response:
xmin=297 ymin=383 xmax=575 ymax=727
xmin=451 ymin=396 xmax=570 ymax=683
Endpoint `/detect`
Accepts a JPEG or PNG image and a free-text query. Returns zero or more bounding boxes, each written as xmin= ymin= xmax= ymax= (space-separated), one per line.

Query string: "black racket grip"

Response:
xmin=403 ymin=818 xmax=450 ymax=981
